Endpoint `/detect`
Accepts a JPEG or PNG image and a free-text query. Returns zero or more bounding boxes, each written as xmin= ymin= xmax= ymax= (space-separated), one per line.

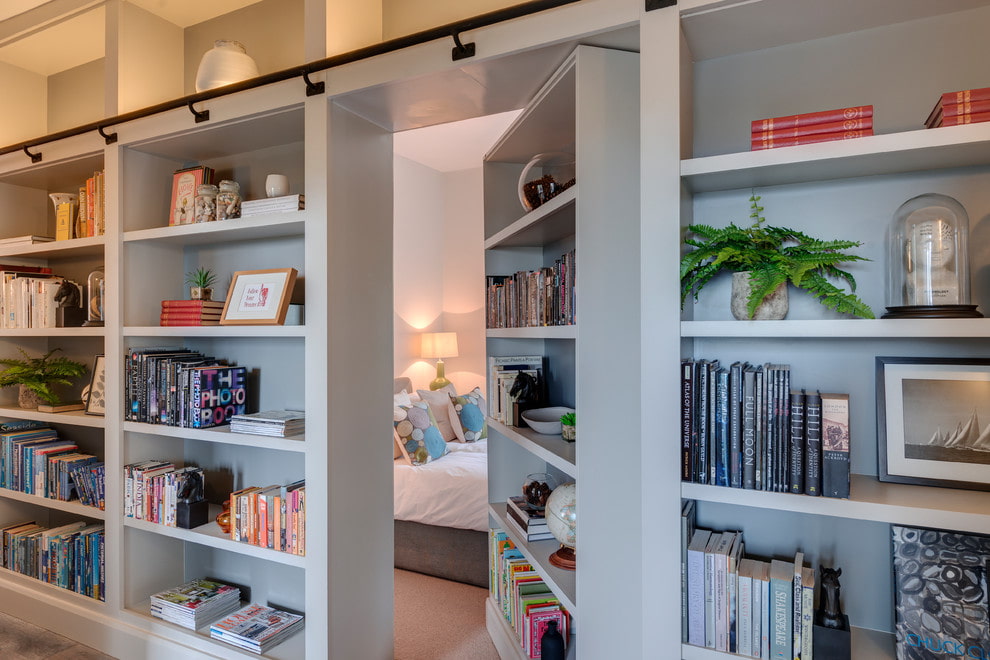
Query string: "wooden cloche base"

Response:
xmin=882 ymin=304 xmax=982 ymax=319
xmin=548 ymin=545 xmax=576 ymax=571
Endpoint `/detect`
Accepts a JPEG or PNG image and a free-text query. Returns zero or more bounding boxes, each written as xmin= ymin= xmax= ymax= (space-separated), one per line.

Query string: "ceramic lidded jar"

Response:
xmin=195 ymin=40 xmax=260 ymax=92
xmin=216 ymin=180 xmax=241 ymax=220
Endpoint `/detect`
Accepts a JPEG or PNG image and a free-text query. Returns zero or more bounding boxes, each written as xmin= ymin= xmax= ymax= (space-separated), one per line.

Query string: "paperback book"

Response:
xmin=149 ymin=578 xmax=241 ymax=630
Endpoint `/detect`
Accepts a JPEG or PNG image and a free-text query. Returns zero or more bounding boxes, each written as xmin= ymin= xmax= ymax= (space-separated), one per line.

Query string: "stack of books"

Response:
xmin=751 ymin=105 xmax=873 ymax=150
xmin=240 ymin=194 xmax=305 ymax=218
xmin=149 ymin=578 xmax=241 ymax=630
xmin=230 ymin=410 xmax=305 ymax=437
xmin=0 ymin=235 xmax=54 ymax=247
xmin=209 ymin=603 xmax=304 ymax=654
xmin=160 ymin=300 xmax=225 ymax=326
xmin=505 ymin=495 xmax=554 ymax=542
xmin=925 ymin=86 xmax=990 ymax=127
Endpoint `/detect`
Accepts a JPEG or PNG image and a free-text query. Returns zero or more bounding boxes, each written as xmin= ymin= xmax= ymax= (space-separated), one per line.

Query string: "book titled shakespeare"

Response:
xmin=892 ymin=525 xmax=990 ymax=660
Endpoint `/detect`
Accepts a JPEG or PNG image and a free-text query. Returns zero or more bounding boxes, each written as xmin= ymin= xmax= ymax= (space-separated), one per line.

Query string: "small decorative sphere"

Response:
xmin=545 ymin=482 xmax=576 ymax=549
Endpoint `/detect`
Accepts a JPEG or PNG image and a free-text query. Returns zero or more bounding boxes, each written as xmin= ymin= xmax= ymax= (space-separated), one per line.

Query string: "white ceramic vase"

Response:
xmin=195 ymin=40 xmax=259 ymax=92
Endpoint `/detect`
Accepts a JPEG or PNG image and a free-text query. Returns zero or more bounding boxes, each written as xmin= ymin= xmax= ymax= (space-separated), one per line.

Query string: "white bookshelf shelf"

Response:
xmin=489 ymin=504 xmax=576 ymax=614
xmin=0 ymin=487 xmax=105 ymax=518
xmin=0 ymin=236 xmax=105 ymax=259
xmin=484 ymin=186 xmax=576 ymax=250
xmin=123 ymin=512 xmax=307 ymax=569
xmin=680 ymin=626 xmax=894 ymax=659
xmin=485 ymin=596 xmax=529 ymax=660
xmin=124 ymin=603 xmax=306 ymax=660
xmin=487 ymin=417 xmax=576 ymax=476
xmin=681 ymin=123 xmax=990 ymax=193
xmin=682 ymin=475 xmax=990 ymax=533
xmin=0 ymin=406 xmax=105 ymax=428
xmin=123 ymin=326 xmax=305 ymax=338
xmin=0 ymin=565 xmax=108 ymax=609
xmin=122 ymin=212 xmax=306 ymax=246
xmin=0 ymin=327 xmax=106 ymax=337
xmin=682 ymin=318 xmax=990 ymax=338
xmin=121 ymin=422 xmax=305 ymax=452
xmin=486 ymin=325 xmax=576 ymax=340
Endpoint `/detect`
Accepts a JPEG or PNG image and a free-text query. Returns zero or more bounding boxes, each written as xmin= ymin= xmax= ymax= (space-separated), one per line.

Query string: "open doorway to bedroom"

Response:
xmin=391 ymin=111 xmax=518 ymax=659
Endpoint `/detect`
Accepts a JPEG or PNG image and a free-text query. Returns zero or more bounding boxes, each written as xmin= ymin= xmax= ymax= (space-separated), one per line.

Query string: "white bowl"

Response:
xmin=521 ymin=407 xmax=575 ymax=435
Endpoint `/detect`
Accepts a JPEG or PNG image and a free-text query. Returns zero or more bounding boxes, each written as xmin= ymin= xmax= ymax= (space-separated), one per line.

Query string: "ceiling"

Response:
xmin=0 ymin=0 xmax=264 ymax=76
xmin=393 ymin=110 xmax=521 ymax=173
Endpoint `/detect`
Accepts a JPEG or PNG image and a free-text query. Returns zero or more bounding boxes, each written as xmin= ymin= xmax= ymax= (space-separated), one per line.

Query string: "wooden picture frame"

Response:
xmin=876 ymin=356 xmax=990 ymax=491
xmin=220 ymin=268 xmax=298 ymax=325
xmin=85 ymin=354 xmax=106 ymax=416
xmin=169 ymin=166 xmax=213 ymax=226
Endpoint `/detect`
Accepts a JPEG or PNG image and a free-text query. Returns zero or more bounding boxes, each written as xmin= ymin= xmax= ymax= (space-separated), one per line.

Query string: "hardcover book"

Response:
xmin=892 ymin=525 xmax=990 ymax=660
xmin=742 ymin=365 xmax=757 ymax=489
xmin=788 ymin=390 xmax=806 ymax=494
xmin=769 ymin=559 xmax=793 ymax=660
xmin=820 ymin=392 xmax=850 ymax=498
xmin=687 ymin=528 xmax=712 ymax=647
xmin=751 ymin=105 xmax=874 ymax=132
xmin=804 ymin=391 xmax=823 ymax=496
xmin=189 ymin=366 xmax=248 ymax=428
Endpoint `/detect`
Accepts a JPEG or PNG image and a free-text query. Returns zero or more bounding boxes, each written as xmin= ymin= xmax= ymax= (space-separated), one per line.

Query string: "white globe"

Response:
xmin=545 ymin=482 xmax=576 ymax=548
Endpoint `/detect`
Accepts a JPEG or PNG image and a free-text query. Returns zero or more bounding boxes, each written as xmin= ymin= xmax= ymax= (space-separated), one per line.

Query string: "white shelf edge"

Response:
xmin=486 ymin=325 xmax=576 ymax=340
xmin=0 ymin=565 xmax=106 ymax=608
xmin=485 ymin=596 xmax=529 ymax=660
xmin=0 ymin=406 xmax=106 ymax=428
xmin=121 ymin=422 xmax=306 ymax=452
xmin=0 ymin=235 xmax=105 ymax=258
xmin=0 ymin=487 xmax=105 ymax=518
xmin=489 ymin=505 xmax=576 ymax=614
xmin=488 ymin=417 xmax=576 ymax=476
xmin=123 ymin=212 xmax=306 ymax=244
xmin=682 ymin=317 xmax=990 ymax=338
xmin=683 ymin=474 xmax=990 ymax=532
xmin=0 ymin=326 xmax=106 ymax=337
xmin=484 ymin=186 xmax=577 ymax=249
xmin=123 ymin=515 xmax=307 ymax=569
xmin=680 ymin=625 xmax=894 ymax=659
xmin=122 ymin=603 xmax=306 ymax=660
xmin=123 ymin=325 xmax=305 ymax=338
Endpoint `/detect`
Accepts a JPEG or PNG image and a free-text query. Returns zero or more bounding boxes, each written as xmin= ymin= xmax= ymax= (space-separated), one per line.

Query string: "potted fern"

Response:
xmin=680 ymin=195 xmax=874 ymax=320
xmin=0 ymin=348 xmax=89 ymax=408
xmin=186 ymin=267 xmax=217 ymax=301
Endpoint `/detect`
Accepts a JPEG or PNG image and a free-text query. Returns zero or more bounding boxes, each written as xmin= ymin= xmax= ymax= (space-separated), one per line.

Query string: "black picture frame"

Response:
xmin=85 ymin=354 xmax=106 ymax=416
xmin=877 ymin=356 xmax=990 ymax=491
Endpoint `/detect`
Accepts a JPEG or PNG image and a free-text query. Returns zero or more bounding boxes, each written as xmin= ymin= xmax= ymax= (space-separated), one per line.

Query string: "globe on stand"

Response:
xmin=545 ymin=482 xmax=575 ymax=571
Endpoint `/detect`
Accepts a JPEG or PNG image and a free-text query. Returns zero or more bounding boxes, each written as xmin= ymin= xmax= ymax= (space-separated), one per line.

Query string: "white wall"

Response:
xmin=393 ymin=157 xmax=485 ymax=395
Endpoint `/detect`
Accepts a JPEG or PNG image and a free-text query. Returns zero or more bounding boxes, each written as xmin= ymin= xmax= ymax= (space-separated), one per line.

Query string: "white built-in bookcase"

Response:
xmin=640 ymin=1 xmax=990 ymax=658
xmin=0 ymin=1 xmax=649 ymax=659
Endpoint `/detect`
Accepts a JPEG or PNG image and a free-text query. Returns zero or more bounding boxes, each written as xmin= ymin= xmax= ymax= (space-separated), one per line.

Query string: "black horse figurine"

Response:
xmin=816 ymin=566 xmax=846 ymax=629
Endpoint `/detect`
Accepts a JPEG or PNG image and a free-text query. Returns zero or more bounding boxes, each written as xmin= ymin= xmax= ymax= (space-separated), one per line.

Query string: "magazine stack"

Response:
xmin=229 ymin=410 xmax=305 ymax=437
xmin=209 ymin=603 xmax=304 ymax=654
xmin=149 ymin=578 xmax=241 ymax=630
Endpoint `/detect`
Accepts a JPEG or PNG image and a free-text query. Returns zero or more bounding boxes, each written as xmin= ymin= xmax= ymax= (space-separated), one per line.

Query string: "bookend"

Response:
xmin=813 ymin=616 xmax=850 ymax=660
xmin=177 ymin=499 xmax=209 ymax=529
xmin=513 ymin=401 xmax=540 ymax=427
xmin=56 ymin=306 xmax=86 ymax=327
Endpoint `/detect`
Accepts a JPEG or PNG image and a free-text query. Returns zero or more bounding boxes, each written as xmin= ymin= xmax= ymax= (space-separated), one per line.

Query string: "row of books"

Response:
xmin=684 ymin=524 xmax=815 ymax=659
xmin=0 ymin=424 xmax=104 ymax=508
xmin=1 ymin=519 xmax=105 ymax=601
xmin=505 ymin=496 xmax=554 ymax=542
xmin=229 ymin=410 xmax=305 ymax=437
xmin=123 ymin=461 xmax=205 ymax=526
xmin=486 ymin=354 xmax=546 ymax=425
xmin=751 ymin=105 xmax=873 ymax=150
xmin=0 ymin=264 xmax=85 ymax=330
xmin=681 ymin=359 xmax=850 ymax=499
xmin=125 ymin=346 xmax=248 ymax=428
xmin=240 ymin=193 xmax=305 ymax=217
xmin=53 ymin=171 xmax=106 ymax=241
xmin=230 ymin=480 xmax=306 ymax=555
xmin=490 ymin=528 xmax=570 ymax=659
xmin=486 ymin=248 xmax=575 ymax=329
xmin=925 ymin=85 xmax=990 ymax=128
xmin=160 ymin=299 xmax=225 ymax=327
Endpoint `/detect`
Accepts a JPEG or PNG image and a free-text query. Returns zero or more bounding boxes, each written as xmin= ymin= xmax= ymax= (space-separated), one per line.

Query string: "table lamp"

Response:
xmin=421 ymin=331 xmax=458 ymax=391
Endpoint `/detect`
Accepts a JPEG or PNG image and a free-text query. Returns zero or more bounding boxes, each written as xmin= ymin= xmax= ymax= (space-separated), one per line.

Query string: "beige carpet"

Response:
xmin=395 ymin=568 xmax=499 ymax=660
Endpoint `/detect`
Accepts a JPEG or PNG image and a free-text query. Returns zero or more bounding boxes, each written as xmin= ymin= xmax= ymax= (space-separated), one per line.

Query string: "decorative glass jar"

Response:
xmin=216 ymin=180 xmax=241 ymax=220
xmin=884 ymin=192 xmax=982 ymax=318
xmin=517 ymin=152 xmax=576 ymax=212
xmin=193 ymin=183 xmax=218 ymax=223
xmin=522 ymin=472 xmax=558 ymax=510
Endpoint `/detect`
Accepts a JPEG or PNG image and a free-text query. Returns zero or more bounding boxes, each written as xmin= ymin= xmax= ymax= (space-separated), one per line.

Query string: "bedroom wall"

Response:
xmin=393 ymin=158 xmax=485 ymax=396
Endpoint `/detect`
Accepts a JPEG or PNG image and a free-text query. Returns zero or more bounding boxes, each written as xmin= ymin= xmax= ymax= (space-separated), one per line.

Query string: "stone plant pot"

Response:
xmin=18 ymin=385 xmax=42 ymax=409
xmin=190 ymin=287 xmax=213 ymax=301
xmin=561 ymin=423 xmax=576 ymax=442
xmin=730 ymin=271 xmax=788 ymax=320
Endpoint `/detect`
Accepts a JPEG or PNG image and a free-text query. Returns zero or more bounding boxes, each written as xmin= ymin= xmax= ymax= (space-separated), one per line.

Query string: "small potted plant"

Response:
xmin=560 ymin=411 xmax=576 ymax=442
xmin=186 ymin=267 xmax=217 ymax=301
xmin=0 ymin=348 xmax=88 ymax=409
xmin=680 ymin=195 xmax=874 ymax=320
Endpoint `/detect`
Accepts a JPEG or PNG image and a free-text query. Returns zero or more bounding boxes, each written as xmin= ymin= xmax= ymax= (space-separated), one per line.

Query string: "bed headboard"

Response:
xmin=394 ymin=376 xmax=413 ymax=395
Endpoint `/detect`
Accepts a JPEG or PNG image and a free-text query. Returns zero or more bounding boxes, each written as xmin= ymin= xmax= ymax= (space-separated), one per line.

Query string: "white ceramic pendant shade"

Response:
xmin=195 ymin=39 xmax=259 ymax=92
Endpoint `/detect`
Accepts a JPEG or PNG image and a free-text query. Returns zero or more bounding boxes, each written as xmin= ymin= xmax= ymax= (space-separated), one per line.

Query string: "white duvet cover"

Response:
xmin=393 ymin=440 xmax=488 ymax=532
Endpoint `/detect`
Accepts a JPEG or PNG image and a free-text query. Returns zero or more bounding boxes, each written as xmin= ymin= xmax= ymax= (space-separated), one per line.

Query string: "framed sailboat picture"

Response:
xmin=877 ymin=356 xmax=990 ymax=491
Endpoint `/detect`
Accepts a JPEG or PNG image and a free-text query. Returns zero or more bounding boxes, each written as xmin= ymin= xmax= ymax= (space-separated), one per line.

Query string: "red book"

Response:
xmin=752 ymin=117 xmax=872 ymax=140
xmin=751 ymin=105 xmax=873 ymax=132
xmin=941 ymin=86 xmax=990 ymax=105
xmin=159 ymin=318 xmax=221 ymax=326
xmin=160 ymin=310 xmax=222 ymax=318
xmin=751 ymin=129 xmax=872 ymax=150
xmin=939 ymin=110 xmax=990 ymax=126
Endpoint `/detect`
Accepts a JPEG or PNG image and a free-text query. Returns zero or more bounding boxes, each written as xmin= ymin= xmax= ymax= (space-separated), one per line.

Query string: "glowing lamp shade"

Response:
xmin=421 ymin=332 xmax=458 ymax=391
